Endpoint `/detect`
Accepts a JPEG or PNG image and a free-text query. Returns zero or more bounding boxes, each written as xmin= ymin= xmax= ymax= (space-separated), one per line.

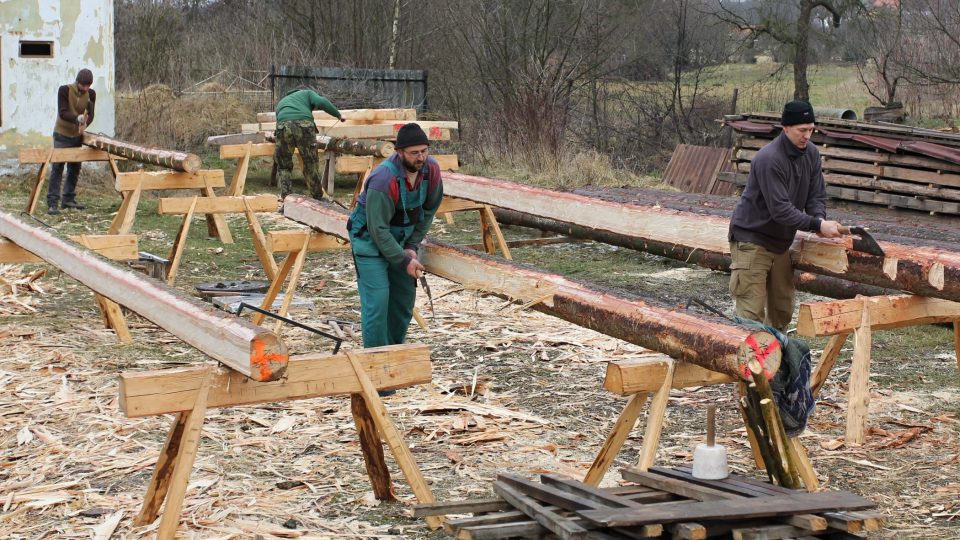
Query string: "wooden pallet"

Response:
xmin=416 ymin=467 xmax=882 ymax=539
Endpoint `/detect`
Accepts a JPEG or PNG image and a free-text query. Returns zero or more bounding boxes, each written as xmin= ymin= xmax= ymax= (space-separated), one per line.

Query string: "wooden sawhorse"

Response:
xmin=119 ymin=343 xmax=442 ymax=538
xmin=158 ymin=194 xmax=279 ymax=285
xmin=109 ymin=169 xmax=232 ymax=243
xmin=20 ymin=146 xmax=123 ymax=215
xmin=0 ymin=233 xmax=139 ymax=343
xmin=585 ymin=355 xmax=820 ymax=491
xmin=798 ymin=294 xmax=960 ymax=444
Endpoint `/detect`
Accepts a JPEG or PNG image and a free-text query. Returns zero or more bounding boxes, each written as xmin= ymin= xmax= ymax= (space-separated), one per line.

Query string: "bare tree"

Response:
xmin=715 ymin=0 xmax=865 ymax=102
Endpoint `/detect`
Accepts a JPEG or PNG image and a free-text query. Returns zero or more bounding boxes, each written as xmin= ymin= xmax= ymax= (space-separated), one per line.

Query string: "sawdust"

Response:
xmin=0 ymin=223 xmax=958 ymax=539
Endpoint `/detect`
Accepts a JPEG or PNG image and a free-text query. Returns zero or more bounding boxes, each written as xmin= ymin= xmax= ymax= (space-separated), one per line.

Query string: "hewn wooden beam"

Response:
xmin=797 ymin=294 xmax=960 ymax=336
xmin=256 ymin=108 xmax=418 ymax=123
xmin=158 ymin=195 xmax=278 ymax=215
xmin=19 ymin=147 xmax=123 ymax=164
xmin=120 ymin=344 xmax=430 ymax=417
xmin=0 ymin=211 xmax=287 ymax=381
xmin=82 ymin=133 xmax=202 ymax=173
xmin=266 ymin=230 xmax=349 ymax=253
xmin=115 ymin=170 xmax=225 ymax=191
xmin=444 ymin=173 xmax=960 ymax=303
xmin=0 ymin=235 xmax=138 ymax=262
xmin=282 ymin=197 xmax=780 ymax=378
xmin=603 ymin=357 xmax=735 ymax=395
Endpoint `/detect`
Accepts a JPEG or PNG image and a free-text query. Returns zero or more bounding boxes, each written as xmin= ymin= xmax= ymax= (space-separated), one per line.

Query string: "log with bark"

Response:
xmin=282 ymin=197 xmax=782 ymax=379
xmin=443 ymin=173 xmax=960 ymax=303
xmin=316 ymin=135 xmax=394 ymax=158
xmin=83 ymin=132 xmax=202 ymax=173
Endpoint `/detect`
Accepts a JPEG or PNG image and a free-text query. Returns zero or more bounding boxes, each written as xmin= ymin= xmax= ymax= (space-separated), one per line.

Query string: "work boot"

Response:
xmin=47 ymin=205 xmax=60 ymax=215
xmin=62 ymin=200 xmax=85 ymax=210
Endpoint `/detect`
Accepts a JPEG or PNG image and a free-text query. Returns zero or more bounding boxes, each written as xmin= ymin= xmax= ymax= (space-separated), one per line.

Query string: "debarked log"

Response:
xmin=444 ymin=172 xmax=960 ymax=303
xmin=316 ymin=135 xmax=395 ymax=158
xmin=0 ymin=211 xmax=287 ymax=381
xmin=83 ymin=132 xmax=202 ymax=173
xmin=282 ymin=197 xmax=781 ymax=378
xmin=492 ymin=208 xmax=893 ymax=300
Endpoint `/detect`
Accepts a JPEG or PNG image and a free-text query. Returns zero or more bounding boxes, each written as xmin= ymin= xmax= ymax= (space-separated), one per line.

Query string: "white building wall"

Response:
xmin=0 ymin=0 xmax=115 ymax=163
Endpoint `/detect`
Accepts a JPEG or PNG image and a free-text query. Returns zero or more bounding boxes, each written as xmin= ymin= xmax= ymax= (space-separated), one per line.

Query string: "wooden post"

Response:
xmin=584 ymin=392 xmax=647 ymax=486
xmin=271 ymin=235 xmax=310 ymax=334
xmin=108 ymin=178 xmax=143 ymax=235
xmin=637 ymin=361 xmax=676 ymax=471
xmin=846 ymin=299 xmax=873 ymax=444
xmin=350 ymin=394 xmax=395 ymax=501
xmin=166 ymin=197 xmax=198 ymax=285
xmin=26 ymin=148 xmax=54 ymax=215
xmin=243 ymin=197 xmax=278 ymax=281
xmin=810 ymin=332 xmax=851 ymax=398
xmin=134 ymin=367 xmax=212 ymax=538
xmin=344 ymin=351 xmax=442 ymax=529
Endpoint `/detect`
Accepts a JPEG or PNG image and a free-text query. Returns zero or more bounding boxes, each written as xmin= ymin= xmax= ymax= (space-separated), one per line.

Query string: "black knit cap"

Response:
xmin=781 ymin=100 xmax=815 ymax=126
xmin=396 ymin=123 xmax=429 ymax=148
xmin=75 ymin=68 xmax=94 ymax=86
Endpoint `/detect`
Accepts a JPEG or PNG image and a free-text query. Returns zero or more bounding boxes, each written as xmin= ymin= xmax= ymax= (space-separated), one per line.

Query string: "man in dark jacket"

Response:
xmin=273 ymin=88 xmax=342 ymax=200
xmin=728 ymin=101 xmax=841 ymax=330
xmin=347 ymin=123 xmax=443 ymax=349
xmin=48 ymin=68 xmax=96 ymax=215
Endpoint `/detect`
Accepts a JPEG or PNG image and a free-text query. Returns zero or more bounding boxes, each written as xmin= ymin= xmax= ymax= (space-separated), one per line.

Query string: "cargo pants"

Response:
xmin=729 ymin=241 xmax=794 ymax=331
xmin=274 ymin=119 xmax=322 ymax=199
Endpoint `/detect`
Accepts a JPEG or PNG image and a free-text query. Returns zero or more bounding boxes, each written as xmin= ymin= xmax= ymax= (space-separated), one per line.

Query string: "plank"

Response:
xmin=19 ymin=146 xmax=120 ymax=164
xmin=603 ymin=356 xmax=734 ymax=395
xmin=115 ymin=170 xmax=225 ymax=191
xmin=492 ymin=481 xmax=589 ymax=540
xmin=797 ymin=294 xmax=960 ymax=336
xmin=822 ymin=157 xmax=960 ymax=188
xmin=0 ymin=235 xmax=138 ymax=262
xmin=413 ymin=498 xmax=510 ymax=517
xmin=578 ymin=491 xmax=874 ymax=527
xmin=266 ymin=230 xmax=349 ymax=253
xmin=822 ymin=172 xmax=960 ymax=202
xmin=157 ymin=195 xmax=278 ymax=215
xmin=119 ymin=344 xmax=430 ymax=417
xmin=220 ymin=143 xmax=276 ymax=159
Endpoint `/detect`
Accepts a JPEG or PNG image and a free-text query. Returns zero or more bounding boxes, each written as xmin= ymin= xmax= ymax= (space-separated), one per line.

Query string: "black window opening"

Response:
xmin=19 ymin=41 xmax=54 ymax=58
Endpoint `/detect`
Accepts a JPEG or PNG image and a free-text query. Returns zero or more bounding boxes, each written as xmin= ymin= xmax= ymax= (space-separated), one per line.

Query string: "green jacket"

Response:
xmin=275 ymin=90 xmax=341 ymax=123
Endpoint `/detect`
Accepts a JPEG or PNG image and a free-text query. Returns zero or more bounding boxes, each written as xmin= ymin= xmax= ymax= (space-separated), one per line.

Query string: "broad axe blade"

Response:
xmin=847 ymin=226 xmax=885 ymax=257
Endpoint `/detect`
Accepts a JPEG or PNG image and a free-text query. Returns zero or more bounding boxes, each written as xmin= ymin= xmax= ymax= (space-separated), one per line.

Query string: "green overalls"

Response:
xmin=348 ymin=160 xmax=429 ymax=348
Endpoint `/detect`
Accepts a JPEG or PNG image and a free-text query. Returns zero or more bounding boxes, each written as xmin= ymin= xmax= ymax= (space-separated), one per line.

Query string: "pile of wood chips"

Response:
xmin=0 ymin=265 xmax=45 ymax=315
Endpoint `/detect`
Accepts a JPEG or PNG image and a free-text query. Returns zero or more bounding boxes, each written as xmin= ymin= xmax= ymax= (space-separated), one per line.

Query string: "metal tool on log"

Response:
xmin=839 ymin=225 xmax=884 ymax=256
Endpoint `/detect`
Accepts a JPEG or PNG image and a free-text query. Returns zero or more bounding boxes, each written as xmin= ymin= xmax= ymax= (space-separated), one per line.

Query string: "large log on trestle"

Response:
xmin=492 ymin=208 xmax=893 ymax=300
xmin=0 ymin=211 xmax=287 ymax=381
xmin=444 ymin=172 xmax=960 ymax=302
xmin=82 ymin=132 xmax=202 ymax=173
xmin=283 ymin=197 xmax=781 ymax=378
xmin=316 ymin=135 xmax=394 ymax=158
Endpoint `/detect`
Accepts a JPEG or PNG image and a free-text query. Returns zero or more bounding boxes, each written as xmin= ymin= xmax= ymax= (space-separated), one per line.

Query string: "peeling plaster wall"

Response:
xmin=0 ymin=0 xmax=115 ymax=167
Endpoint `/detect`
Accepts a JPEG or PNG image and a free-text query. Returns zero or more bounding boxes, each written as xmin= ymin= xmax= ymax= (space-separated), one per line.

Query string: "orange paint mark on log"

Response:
xmin=251 ymin=338 xmax=288 ymax=381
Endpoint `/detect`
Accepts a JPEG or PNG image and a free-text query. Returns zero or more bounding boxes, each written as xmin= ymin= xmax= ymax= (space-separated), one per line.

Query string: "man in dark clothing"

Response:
xmin=728 ymin=100 xmax=841 ymax=330
xmin=273 ymin=88 xmax=342 ymax=200
xmin=347 ymin=123 xmax=443 ymax=349
xmin=48 ymin=68 xmax=96 ymax=215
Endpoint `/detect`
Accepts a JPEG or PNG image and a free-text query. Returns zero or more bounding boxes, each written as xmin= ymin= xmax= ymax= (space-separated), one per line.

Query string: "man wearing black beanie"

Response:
xmin=47 ymin=68 xmax=96 ymax=215
xmin=727 ymin=101 xmax=841 ymax=330
xmin=347 ymin=123 xmax=443 ymax=362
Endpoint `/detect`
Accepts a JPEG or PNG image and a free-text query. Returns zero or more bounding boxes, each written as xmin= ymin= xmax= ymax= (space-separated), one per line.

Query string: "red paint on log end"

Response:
xmin=251 ymin=336 xmax=288 ymax=381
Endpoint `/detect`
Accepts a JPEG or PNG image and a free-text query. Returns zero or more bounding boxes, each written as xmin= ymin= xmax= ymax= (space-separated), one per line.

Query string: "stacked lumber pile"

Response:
xmin=417 ymin=467 xmax=882 ymax=539
xmin=242 ymin=107 xmax=458 ymax=142
xmin=720 ymin=112 xmax=960 ymax=215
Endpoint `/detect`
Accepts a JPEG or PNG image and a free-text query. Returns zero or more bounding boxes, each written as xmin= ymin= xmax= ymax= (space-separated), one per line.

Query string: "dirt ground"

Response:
xmin=0 ymin=169 xmax=958 ymax=539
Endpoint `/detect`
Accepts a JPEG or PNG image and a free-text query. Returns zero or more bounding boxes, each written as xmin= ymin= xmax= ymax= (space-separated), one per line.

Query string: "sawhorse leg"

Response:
xmin=27 ymin=148 xmax=55 ymax=215
xmin=345 ymin=351 xmax=442 ymax=529
xmin=846 ymin=300 xmax=873 ymax=445
xmin=108 ymin=178 xmax=143 ymax=235
xmin=478 ymin=205 xmax=512 ymax=260
xmin=583 ymin=392 xmax=648 ymax=486
xmin=134 ymin=368 xmax=212 ymax=538
xmin=810 ymin=332 xmax=851 ymax=398
xmin=77 ymin=235 xmax=132 ymax=344
xmin=243 ymin=198 xmax=278 ymax=281
xmin=252 ymin=234 xmax=309 ymax=327
xmin=166 ymin=197 xmax=199 ymax=285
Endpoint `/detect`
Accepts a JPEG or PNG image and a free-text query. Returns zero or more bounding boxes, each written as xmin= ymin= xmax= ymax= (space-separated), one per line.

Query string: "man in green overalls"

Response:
xmin=273 ymin=88 xmax=342 ymax=200
xmin=347 ymin=123 xmax=443 ymax=349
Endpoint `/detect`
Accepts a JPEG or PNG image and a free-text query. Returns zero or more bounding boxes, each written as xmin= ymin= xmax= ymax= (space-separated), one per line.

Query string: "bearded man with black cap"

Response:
xmin=728 ymin=100 xmax=842 ymax=330
xmin=47 ymin=68 xmax=96 ymax=215
xmin=347 ymin=123 xmax=443 ymax=351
